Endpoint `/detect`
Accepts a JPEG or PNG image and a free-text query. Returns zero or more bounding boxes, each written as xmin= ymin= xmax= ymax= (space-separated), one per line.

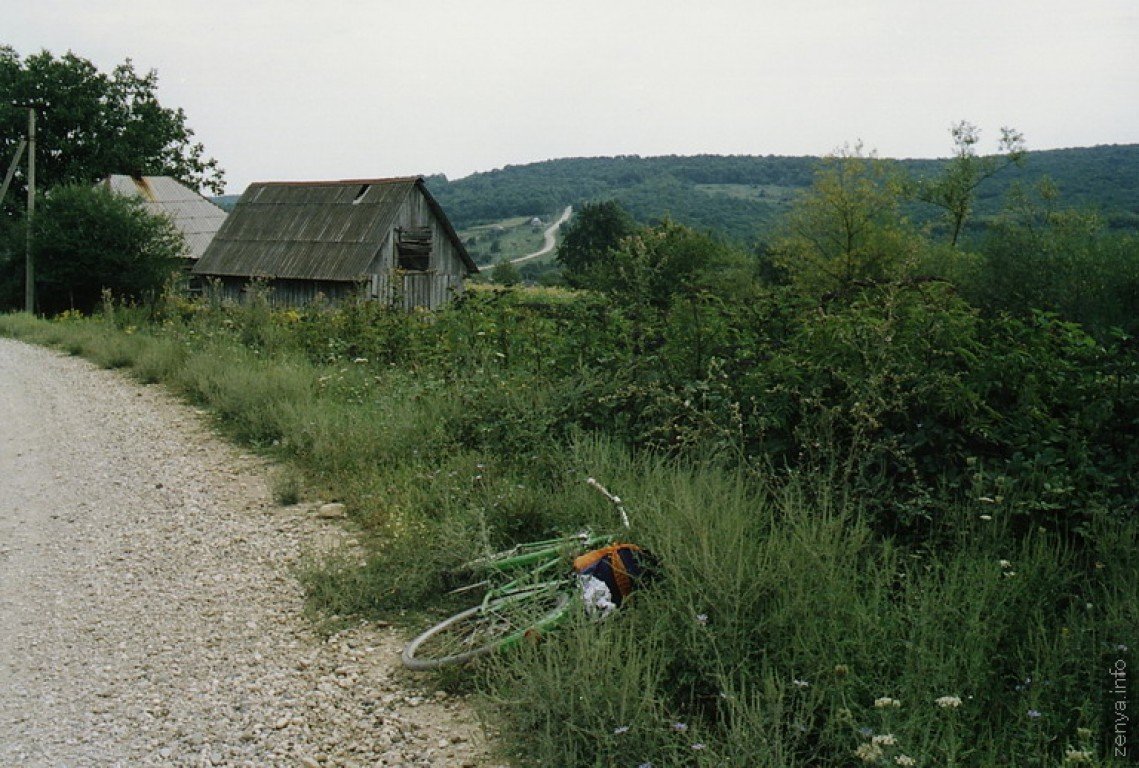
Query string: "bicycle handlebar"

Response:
xmin=586 ymin=477 xmax=630 ymax=529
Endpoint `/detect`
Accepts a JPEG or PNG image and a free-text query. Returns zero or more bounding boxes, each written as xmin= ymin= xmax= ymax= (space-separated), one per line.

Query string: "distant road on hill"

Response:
xmin=511 ymin=205 xmax=573 ymax=264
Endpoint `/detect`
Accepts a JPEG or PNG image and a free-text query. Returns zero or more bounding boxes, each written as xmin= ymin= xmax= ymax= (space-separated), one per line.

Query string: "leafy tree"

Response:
xmin=0 ymin=46 xmax=224 ymax=212
xmin=0 ymin=184 xmax=185 ymax=313
xmin=518 ymin=260 xmax=562 ymax=286
xmin=973 ymin=178 xmax=1139 ymax=335
xmin=773 ymin=144 xmax=918 ymax=298
xmin=556 ymin=200 xmax=638 ymax=288
xmin=490 ymin=258 xmax=521 ymax=286
xmin=915 ymin=121 xmax=1026 ymax=247
xmin=603 ymin=219 xmax=748 ymax=307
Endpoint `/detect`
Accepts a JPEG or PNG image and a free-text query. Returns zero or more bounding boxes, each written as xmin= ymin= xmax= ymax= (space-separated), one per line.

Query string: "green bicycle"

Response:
xmin=401 ymin=478 xmax=630 ymax=671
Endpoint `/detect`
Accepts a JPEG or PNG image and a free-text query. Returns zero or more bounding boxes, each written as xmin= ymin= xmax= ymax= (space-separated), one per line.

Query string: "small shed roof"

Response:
xmin=100 ymin=175 xmax=227 ymax=261
xmin=192 ymin=177 xmax=476 ymax=281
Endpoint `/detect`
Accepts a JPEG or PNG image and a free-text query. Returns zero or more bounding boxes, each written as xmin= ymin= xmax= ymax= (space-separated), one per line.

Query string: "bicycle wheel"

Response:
xmin=402 ymin=583 xmax=572 ymax=670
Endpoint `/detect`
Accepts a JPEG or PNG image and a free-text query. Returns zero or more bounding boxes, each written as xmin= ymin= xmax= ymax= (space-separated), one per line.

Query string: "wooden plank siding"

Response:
xmin=202 ymin=277 xmax=357 ymax=306
xmin=371 ymin=272 xmax=464 ymax=310
xmin=203 ymin=274 xmax=462 ymax=309
xmin=370 ymin=183 xmax=471 ymax=285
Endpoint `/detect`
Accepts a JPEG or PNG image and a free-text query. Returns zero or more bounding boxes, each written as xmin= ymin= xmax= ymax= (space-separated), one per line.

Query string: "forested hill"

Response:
xmin=425 ymin=144 xmax=1139 ymax=244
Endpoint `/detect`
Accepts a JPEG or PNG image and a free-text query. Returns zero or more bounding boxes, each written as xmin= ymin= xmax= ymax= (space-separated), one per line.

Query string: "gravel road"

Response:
xmin=511 ymin=206 xmax=572 ymax=264
xmin=0 ymin=338 xmax=495 ymax=767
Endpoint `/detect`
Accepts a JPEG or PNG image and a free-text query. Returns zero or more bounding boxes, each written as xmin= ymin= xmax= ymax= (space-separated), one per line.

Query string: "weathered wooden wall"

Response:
xmin=370 ymin=189 xmax=471 ymax=284
xmin=370 ymin=272 xmax=464 ymax=310
xmin=205 ymin=273 xmax=462 ymax=309
xmin=204 ymin=277 xmax=355 ymax=306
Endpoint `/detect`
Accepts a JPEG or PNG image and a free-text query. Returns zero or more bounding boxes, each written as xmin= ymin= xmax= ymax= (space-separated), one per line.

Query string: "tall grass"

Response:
xmin=486 ymin=440 xmax=1135 ymax=766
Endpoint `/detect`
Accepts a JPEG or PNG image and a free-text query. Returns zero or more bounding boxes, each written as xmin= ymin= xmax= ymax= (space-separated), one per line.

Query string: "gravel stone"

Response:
xmin=0 ymin=339 xmax=499 ymax=767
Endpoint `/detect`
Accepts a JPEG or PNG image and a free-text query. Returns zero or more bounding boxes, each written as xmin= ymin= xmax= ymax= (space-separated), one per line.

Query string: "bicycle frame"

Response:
xmin=402 ymin=476 xmax=634 ymax=669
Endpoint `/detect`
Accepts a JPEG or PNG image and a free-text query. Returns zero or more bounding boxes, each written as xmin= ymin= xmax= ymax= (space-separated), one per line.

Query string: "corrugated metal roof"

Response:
xmin=101 ymin=175 xmax=228 ymax=261
xmin=192 ymin=177 xmax=476 ymax=281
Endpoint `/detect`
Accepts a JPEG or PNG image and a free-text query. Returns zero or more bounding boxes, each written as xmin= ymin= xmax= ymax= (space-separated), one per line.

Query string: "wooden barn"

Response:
xmin=99 ymin=175 xmax=228 ymax=265
xmin=191 ymin=176 xmax=478 ymax=309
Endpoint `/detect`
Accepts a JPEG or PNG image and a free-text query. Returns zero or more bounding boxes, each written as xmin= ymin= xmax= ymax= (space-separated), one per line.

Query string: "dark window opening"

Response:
xmin=396 ymin=226 xmax=432 ymax=271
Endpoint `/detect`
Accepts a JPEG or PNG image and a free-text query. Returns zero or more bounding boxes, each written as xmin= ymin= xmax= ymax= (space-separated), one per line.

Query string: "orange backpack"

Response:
xmin=573 ymin=543 xmax=646 ymax=606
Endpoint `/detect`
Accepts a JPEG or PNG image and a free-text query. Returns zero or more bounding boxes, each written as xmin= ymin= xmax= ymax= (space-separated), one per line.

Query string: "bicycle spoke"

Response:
xmin=403 ymin=584 xmax=571 ymax=669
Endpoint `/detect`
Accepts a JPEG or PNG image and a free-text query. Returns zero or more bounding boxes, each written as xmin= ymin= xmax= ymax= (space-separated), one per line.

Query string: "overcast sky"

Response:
xmin=9 ymin=0 xmax=1139 ymax=194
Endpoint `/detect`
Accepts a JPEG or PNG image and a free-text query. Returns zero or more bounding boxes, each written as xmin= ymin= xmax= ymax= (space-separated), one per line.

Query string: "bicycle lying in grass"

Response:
xmin=401 ymin=478 xmax=648 ymax=670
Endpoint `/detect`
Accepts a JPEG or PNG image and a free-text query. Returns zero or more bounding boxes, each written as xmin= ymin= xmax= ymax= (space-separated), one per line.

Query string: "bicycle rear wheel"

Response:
xmin=402 ymin=583 xmax=572 ymax=670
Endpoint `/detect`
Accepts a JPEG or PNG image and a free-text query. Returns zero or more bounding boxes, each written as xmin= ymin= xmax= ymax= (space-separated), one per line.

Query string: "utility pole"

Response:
xmin=25 ymin=105 xmax=36 ymax=314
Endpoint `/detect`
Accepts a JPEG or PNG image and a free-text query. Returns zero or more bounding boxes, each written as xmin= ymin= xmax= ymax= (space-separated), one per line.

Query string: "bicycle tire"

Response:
xmin=402 ymin=583 xmax=572 ymax=670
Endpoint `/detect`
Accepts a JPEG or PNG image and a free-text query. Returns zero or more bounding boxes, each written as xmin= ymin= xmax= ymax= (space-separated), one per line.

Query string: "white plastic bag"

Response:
xmin=577 ymin=574 xmax=616 ymax=618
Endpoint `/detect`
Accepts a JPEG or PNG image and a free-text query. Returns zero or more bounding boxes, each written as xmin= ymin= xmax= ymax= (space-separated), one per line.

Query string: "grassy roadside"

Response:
xmin=1 ymin=300 xmax=1134 ymax=767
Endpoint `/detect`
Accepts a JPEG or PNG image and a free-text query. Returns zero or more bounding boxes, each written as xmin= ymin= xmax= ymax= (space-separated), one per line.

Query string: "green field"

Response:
xmin=693 ymin=182 xmax=804 ymax=204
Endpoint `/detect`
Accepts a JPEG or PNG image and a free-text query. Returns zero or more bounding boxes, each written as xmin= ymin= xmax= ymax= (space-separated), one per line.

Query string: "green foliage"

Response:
xmin=773 ymin=146 xmax=920 ymax=298
xmin=555 ymin=200 xmax=639 ymax=287
xmin=1 ymin=184 xmax=185 ymax=314
xmin=750 ymin=282 xmax=987 ymax=527
xmin=914 ymin=121 xmax=1027 ymax=247
xmin=427 ymin=146 xmax=1139 ymax=248
xmin=0 ymin=45 xmax=225 ymax=206
xmin=971 ymin=179 xmax=1139 ymax=337
xmin=490 ymin=259 xmax=521 ymax=286
xmin=596 ymin=219 xmax=745 ymax=307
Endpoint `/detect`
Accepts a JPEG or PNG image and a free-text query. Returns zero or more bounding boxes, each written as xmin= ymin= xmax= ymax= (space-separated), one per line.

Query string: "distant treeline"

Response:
xmin=424 ymin=145 xmax=1139 ymax=243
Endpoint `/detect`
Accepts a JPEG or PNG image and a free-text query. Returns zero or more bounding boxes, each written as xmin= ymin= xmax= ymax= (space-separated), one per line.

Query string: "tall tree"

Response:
xmin=0 ymin=46 xmax=224 ymax=211
xmin=556 ymin=200 xmax=638 ymax=288
xmin=773 ymin=144 xmax=918 ymax=298
xmin=604 ymin=218 xmax=744 ymax=307
xmin=916 ymin=121 xmax=1026 ymax=247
